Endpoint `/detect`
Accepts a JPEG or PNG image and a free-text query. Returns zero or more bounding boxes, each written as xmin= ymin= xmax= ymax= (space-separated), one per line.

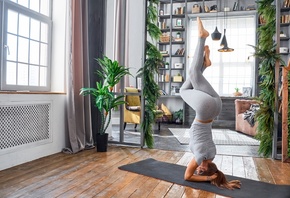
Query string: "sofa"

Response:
xmin=235 ymin=99 xmax=259 ymax=136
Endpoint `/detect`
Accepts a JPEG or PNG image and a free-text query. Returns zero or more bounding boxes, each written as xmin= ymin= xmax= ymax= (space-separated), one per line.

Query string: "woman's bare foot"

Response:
xmin=204 ymin=45 xmax=211 ymax=67
xmin=197 ymin=17 xmax=209 ymax=38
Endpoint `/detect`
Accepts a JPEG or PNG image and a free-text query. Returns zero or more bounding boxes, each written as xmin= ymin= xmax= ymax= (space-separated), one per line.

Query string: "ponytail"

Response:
xmin=200 ymin=162 xmax=241 ymax=190
xmin=211 ymin=170 xmax=241 ymax=189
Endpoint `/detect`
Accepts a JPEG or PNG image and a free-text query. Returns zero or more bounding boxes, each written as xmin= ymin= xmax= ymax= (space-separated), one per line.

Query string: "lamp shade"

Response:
xmin=218 ymin=29 xmax=234 ymax=52
xmin=211 ymin=26 xmax=221 ymax=41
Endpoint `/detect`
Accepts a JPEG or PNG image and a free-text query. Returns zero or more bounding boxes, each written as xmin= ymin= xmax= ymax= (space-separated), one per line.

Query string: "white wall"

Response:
xmin=0 ymin=1 xmax=67 ymax=170
xmin=0 ymin=94 xmax=66 ymax=171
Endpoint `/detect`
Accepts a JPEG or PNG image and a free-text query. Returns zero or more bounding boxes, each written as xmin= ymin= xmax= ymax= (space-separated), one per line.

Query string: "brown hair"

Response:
xmin=200 ymin=162 xmax=241 ymax=189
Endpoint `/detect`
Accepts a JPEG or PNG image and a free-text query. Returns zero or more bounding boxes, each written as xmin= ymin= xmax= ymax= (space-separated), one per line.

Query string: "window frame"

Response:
xmin=0 ymin=0 xmax=52 ymax=91
xmin=187 ymin=12 xmax=258 ymax=97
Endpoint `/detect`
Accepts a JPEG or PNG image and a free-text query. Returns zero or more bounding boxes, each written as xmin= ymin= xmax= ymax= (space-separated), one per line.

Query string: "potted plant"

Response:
xmin=80 ymin=55 xmax=131 ymax=152
xmin=173 ymin=109 xmax=183 ymax=124
xmin=233 ymin=88 xmax=242 ymax=97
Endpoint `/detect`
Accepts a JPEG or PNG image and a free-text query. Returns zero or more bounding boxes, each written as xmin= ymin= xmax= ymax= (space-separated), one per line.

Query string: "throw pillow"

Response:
xmin=161 ymin=103 xmax=172 ymax=116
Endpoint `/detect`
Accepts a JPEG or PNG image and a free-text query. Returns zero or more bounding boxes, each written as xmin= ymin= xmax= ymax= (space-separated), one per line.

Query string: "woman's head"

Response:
xmin=198 ymin=162 xmax=218 ymax=176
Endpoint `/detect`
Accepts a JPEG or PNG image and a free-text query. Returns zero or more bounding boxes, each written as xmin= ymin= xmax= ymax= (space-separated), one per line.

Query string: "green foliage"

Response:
xmin=96 ymin=56 xmax=131 ymax=91
xmin=137 ymin=0 xmax=162 ymax=148
xmin=252 ymin=0 xmax=285 ymax=157
xmin=173 ymin=109 xmax=183 ymax=120
xmin=80 ymin=56 xmax=130 ymax=135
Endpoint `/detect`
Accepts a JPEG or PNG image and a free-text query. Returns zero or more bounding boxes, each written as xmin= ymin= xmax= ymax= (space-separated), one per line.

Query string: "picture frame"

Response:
xmin=242 ymin=87 xmax=252 ymax=97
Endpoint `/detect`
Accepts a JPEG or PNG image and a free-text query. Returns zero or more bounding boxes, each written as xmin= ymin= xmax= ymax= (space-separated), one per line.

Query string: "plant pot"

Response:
xmin=233 ymin=92 xmax=242 ymax=97
xmin=96 ymin=133 xmax=108 ymax=152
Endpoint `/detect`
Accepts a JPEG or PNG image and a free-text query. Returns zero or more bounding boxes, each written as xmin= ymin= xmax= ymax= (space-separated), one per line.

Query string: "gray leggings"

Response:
xmin=180 ymin=37 xmax=221 ymax=121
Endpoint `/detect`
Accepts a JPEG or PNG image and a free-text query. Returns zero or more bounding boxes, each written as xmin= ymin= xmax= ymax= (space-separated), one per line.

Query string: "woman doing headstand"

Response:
xmin=180 ymin=17 xmax=241 ymax=189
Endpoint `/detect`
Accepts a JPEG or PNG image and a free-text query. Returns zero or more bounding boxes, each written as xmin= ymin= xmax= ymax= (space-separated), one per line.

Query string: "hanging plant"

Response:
xmin=251 ymin=0 xmax=284 ymax=157
xmin=136 ymin=0 xmax=162 ymax=148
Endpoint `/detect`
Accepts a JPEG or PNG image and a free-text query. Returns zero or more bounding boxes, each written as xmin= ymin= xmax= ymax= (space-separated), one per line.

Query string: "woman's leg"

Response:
xmin=180 ymin=17 xmax=221 ymax=120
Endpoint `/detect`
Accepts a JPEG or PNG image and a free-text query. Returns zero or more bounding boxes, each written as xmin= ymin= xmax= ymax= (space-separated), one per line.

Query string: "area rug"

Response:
xmin=169 ymin=128 xmax=260 ymax=146
xmin=119 ymin=158 xmax=290 ymax=198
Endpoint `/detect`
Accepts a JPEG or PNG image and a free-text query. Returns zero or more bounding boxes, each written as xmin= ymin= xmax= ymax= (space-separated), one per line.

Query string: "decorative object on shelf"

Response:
xmin=279 ymin=47 xmax=288 ymax=54
xmin=280 ymin=31 xmax=287 ymax=38
xmin=175 ymin=48 xmax=185 ymax=55
xmin=171 ymin=86 xmax=176 ymax=95
xmin=233 ymin=2 xmax=239 ymax=11
xmin=204 ymin=5 xmax=210 ymax=13
xmin=281 ymin=14 xmax=290 ymax=24
xmin=165 ymin=74 xmax=170 ymax=82
xmin=210 ymin=5 xmax=217 ymax=12
xmin=160 ymin=50 xmax=169 ymax=57
xmin=218 ymin=0 xmax=234 ymax=52
xmin=192 ymin=4 xmax=201 ymax=13
xmin=173 ymin=73 xmax=183 ymax=82
xmin=233 ymin=88 xmax=242 ymax=96
xmin=283 ymin=0 xmax=290 ymax=8
xmin=175 ymin=32 xmax=182 ymax=42
xmin=246 ymin=4 xmax=256 ymax=10
xmin=159 ymin=9 xmax=164 ymax=15
xmin=165 ymin=62 xmax=169 ymax=69
xmin=176 ymin=7 xmax=183 ymax=15
xmin=224 ymin=7 xmax=230 ymax=12
xmin=176 ymin=19 xmax=182 ymax=26
xmin=161 ymin=21 xmax=166 ymax=29
xmin=160 ymin=33 xmax=170 ymax=42
xmin=174 ymin=63 xmax=183 ymax=69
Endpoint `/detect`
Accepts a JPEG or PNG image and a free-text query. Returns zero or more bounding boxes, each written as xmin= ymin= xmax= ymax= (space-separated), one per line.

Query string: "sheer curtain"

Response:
xmin=63 ymin=0 xmax=94 ymax=154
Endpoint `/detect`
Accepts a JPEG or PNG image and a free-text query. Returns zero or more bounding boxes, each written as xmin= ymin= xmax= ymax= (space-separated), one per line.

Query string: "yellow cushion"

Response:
xmin=125 ymin=87 xmax=140 ymax=106
xmin=161 ymin=103 xmax=172 ymax=116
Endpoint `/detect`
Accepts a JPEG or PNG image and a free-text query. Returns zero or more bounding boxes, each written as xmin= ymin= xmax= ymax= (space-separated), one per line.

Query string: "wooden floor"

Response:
xmin=1 ymin=145 xmax=290 ymax=198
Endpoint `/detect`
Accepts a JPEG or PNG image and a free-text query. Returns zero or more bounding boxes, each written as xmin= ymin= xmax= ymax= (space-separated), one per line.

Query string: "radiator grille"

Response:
xmin=0 ymin=104 xmax=51 ymax=150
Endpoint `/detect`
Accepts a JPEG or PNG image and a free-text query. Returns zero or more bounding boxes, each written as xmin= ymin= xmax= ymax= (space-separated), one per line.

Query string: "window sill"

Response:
xmin=0 ymin=91 xmax=66 ymax=95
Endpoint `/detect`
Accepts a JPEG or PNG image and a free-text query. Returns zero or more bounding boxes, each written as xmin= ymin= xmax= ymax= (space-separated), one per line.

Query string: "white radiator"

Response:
xmin=0 ymin=103 xmax=52 ymax=153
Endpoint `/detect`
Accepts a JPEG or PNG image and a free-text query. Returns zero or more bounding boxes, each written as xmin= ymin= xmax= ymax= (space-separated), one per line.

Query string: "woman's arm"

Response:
xmin=184 ymin=158 xmax=214 ymax=182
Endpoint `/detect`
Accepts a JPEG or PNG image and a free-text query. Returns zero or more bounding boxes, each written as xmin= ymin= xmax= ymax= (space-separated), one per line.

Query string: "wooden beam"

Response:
xmin=282 ymin=66 xmax=289 ymax=162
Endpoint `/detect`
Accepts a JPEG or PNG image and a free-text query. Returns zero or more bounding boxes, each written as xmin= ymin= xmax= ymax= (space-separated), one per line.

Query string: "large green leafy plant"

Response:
xmin=80 ymin=56 xmax=131 ymax=135
xmin=136 ymin=0 xmax=162 ymax=148
xmin=252 ymin=0 xmax=284 ymax=157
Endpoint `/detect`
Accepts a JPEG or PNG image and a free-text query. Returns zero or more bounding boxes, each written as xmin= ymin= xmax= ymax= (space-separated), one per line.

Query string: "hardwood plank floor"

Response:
xmin=0 ymin=145 xmax=289 ymax=198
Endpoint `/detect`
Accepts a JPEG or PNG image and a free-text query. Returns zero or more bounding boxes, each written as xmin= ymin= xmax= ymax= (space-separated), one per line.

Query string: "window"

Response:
xmin=0 ymin=0 xmax=52 ymax=91
xmin=187 ymin=15 xmax=256 ymax=96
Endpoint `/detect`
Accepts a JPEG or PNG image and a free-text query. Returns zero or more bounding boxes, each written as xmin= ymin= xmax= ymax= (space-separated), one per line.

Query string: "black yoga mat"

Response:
xmin=119 ymin=158 xmax=290 ymax=198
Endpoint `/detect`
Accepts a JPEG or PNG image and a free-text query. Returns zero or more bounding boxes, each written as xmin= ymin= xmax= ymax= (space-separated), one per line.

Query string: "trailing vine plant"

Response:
xmin=251 ymin=0 xmax=284 ymax=157
xmin=137 ymin=0 xmax=162 ymax=148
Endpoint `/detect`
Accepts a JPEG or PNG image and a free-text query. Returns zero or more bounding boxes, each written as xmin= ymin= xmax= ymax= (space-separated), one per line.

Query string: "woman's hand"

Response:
xmin=208 ymin=173 xmax=218 ymax=181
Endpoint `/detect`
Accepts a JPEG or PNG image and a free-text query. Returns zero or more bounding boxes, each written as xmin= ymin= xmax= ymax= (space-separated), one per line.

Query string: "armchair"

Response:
xmin=124 ymin=87 xmax=141 ymax=130
xmin=123 ymin=87 xmax=164 ymax=130
xmin=235 ymin=99 xmax=259 ymax=136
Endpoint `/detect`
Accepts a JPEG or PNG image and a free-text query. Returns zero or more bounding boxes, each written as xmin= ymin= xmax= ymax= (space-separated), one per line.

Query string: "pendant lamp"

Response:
xmin=218 ymin=29 xmax=234 ymax=52
xmin=211 ymin=2 xmax=221 ymax=41
xmin=211 ymin=27 xmax=221 ymax=41
xmin=218 ymin=0 xmax=234 ymax=52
